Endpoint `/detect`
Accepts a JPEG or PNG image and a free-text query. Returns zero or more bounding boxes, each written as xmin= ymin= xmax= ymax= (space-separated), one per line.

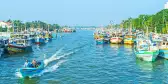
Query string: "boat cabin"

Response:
xmin=159 ymin=41 xmax=168 ymax=49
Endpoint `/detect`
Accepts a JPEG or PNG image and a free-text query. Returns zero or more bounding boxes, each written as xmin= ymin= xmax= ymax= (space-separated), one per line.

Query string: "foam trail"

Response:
xmin=44 ymin=51 xmax=72 ymax=66
xmin=44 ymin=48 xmax=79 ymax=67
xmin=32 ymin=60 xmax=66 ymax=77
xmin=44 ymin=47 xmax=64 ymax=66
xmin=15 ymin=72 xmax=23 ymax=78
xmin=43 ymin=60 xmax=66 ymax=73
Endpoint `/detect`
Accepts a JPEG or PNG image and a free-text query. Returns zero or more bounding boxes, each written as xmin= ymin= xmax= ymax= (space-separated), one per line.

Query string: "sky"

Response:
xmin=0 ymin=0 xmax=167 ymax=26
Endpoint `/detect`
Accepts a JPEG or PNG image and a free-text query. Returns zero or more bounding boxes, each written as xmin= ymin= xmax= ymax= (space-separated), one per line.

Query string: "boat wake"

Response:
xmin=15 ymin=71 xmax=23 ymax=78
xmin=16 ymin=46 xmax=80 ymax=78
xmin=37 ymin=60 xmax=66 ymax=77
xmin=43 ymin=47 xmax=64 ymax=66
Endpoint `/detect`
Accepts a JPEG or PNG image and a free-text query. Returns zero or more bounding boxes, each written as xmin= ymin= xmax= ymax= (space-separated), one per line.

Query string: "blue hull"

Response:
xmin=31 ymin=39 xmax=35 ymax=43
xmin=19 ymin=62 xmax=44 ymax=78
xmin=159 ymin=49 xmax=168 ymax=59
xmin=96 ymin=40 xmax=104 ymax=45
xmin=103 ymin=40 xmax=110 ymax=44
xmin=45 ymin=38 xmax=52 ymax=41
xmin=35 ymin=38 xmax=46 ymax=44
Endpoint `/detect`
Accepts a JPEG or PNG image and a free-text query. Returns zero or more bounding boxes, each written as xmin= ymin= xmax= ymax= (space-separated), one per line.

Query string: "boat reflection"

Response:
xmin=110 ymin=44 xmax=122 ymax=49
xmin=124 ymin=44 xmax=134 ymax=49
xmin=18 ymin=77 xmax=39 ymax=84
xmin=136 ymin=58 xmax=164 ymax=71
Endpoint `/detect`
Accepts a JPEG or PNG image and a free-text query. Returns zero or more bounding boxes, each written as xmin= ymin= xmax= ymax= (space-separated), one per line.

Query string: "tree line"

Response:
xmin=0 ymin=20 xmax=61 ymax=32
xmin=119 ymin=9 xmax=168 ymax=34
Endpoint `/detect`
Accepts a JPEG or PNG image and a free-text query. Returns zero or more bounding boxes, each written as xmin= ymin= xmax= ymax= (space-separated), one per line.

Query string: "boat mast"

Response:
xmin=146 ymin=26 xmax=148 ymax=38
xmin=162 ymin=10 xmax=165 ymax=34
xmin=25 ymin=24 xmax=26 ymax=31
xmin=21 ymin=25 xmax=22 ymax=32
xmin=110 ymin=21 xmax=113 ymax=29
xmin=48 ymin=24 xmax=49 ymax=32
xmin=129 ymin=20 xmax=132 ymax=35
xmin=12 ymin=20 xmax=14 ymax=32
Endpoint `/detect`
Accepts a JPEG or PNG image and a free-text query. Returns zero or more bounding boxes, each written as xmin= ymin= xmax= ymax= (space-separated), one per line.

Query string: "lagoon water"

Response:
xmin=0 ymin=30 xmax=168 ymax=84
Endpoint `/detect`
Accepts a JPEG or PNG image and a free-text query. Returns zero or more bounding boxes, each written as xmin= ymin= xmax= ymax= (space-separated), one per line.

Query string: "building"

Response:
xmin=164 ymin=2 xmax=168 ymax=9
xmin=0 ymin=21 xmax=12 ymax=28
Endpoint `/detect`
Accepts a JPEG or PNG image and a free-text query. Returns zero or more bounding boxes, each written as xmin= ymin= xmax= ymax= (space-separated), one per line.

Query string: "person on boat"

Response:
xmin=32 ymin=60 xmax=40 ymax=68
xmin=24 ymin=60 xmax=31 ymax=68
xmin=24 ymin=60 xmax=28 ymax=67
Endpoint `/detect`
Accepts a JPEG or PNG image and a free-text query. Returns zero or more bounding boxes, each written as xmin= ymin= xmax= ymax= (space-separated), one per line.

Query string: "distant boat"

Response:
xmin=96 ymin=38 xmax=104 ymax=45
xmin=103 ymin=34 xmax=110 ymax=44
xmin=35 ymin=35 xmax=46 ymax=44
xmin=124 ymin=35 xmax=135 ymax=45
xmin=44 ymin=32 xmax=52 ymax=42
xmin=110 ymin=34 xmax=123 ymax=44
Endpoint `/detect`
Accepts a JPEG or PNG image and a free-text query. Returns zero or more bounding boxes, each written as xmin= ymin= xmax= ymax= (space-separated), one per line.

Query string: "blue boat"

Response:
xmin=158 ymin=41 xmax=168 ymax=59
xmin=44 ymin=32 xmax=52 ymax=42
xmin=35 ymin=36 xmax=46 ymax=44
xmin=96 ymin=38 xmax=104 ymax=45
xmin=19 ymin=61 xmax=44 ymax=78
xmin=103 ymin=35 xmax=110 ymax=44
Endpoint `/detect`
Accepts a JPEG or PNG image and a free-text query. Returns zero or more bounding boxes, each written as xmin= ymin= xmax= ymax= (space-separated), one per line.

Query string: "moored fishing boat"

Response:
xmin=96 ymin=38 xmax=104 ymax=45
xmin=103 ymin=37 xmax=110 ymax=44
xmin=44 ymin=32 xmax=52 ymax=42
xmin=0 ymin=38 xmax=9 ymax=56
xmin=35 ymin=35 xmax=46 ymax=44
xmin=7 ymin=39 xmax=32 ymax=54
xmin=124 ymin=35 xmax=135 ymax=44
xmin=134 ymin=40 xmax=159 ymax=61
xmin=158 ymin=41 xmax=168 ymax=59
xmin=103 ymin=33 xmax=110 ymax=44
xmin=110 ymin=34 xmax=123 ymax=44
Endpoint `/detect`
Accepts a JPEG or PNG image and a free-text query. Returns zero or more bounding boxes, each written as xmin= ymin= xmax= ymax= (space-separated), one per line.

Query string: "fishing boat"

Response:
xmin=96 ymin=38 xmax=104 ymax=45
xmin=124 ymin=21 xmax=135 ymax=45
xmin=0 ymin=38 xmax=8 ymax=56
xmin=28 ymin=32 xmax=36 ymax=43
xmin=150 ymin=33 xmax=162 ymax=42
xmin=18 ymin=61 xmax=44 ymax=78
xmin=158 ymin=41 xmax=168 ymax=59
xmin=7 ymin=39 xmax=32 ymax=54
xmin=103 ymin=33 xmax=110 ymax=44
xmin=124 ymin=35 xmax=135 ymax=44
xmin=34 ymin=35 xmax=46 ymax=44
xmin=44 ymin=32 xmax=52 ymax=42
xmin=134 ymin=40 xmax=159 ymax=61
xmin=110 ymin=34 xmax=123 ymax=44
xmin=135 ymin=33 xmax=145 ymax=45
xmin=94 ymin=32 xmax=104 ymax=45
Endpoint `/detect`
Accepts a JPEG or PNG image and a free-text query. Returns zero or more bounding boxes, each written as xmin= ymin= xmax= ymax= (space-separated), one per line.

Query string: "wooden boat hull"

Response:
xmin=124 ymin=39 xmax=134 ymax=44
xmin=7 ymin=44 xmax=32 ymax=54
xmin=110 ymin=37 xmax=122 ymax=44
xmin=35 ymin=38 xmax=46 ymax=44
xmin=135 ymin=49 xmax=159 ymax=61
xmin=103 ymin=38 xmax=110 ymax=44
xmin=96 ymin=40 xmax=104 ymax=45
xmin=0 ymin=48 xmax=4 ymax=57
xmin=45 ymin=38 xmax=52 ymax=42
xmin=159 ymin=49 xmax=168 ymax=59
xmin=19 ymin=62 xmax=44 ymax=78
